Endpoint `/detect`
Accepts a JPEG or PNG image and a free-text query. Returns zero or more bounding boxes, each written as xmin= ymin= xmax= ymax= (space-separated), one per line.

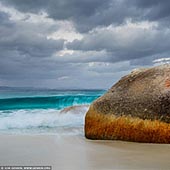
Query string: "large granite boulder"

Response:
xmin=85 ymin=64 xmax=170 ymax=143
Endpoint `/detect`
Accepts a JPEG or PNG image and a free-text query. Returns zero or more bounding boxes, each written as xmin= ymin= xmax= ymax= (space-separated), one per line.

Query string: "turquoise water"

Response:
xmin=0 ymin=88 xmax=105 ymax=110
xmin=0 ymin=88 xmax=105 ymax=134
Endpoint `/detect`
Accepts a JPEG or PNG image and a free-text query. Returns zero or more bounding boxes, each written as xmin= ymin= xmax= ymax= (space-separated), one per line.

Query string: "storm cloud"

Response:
xmin=0 ymin=0 xmax=170 ymax=89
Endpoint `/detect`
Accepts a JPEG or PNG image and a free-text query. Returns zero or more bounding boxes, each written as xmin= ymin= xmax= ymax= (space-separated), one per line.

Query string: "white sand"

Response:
xmin=0 ymin=134 xmax=170 ymax=170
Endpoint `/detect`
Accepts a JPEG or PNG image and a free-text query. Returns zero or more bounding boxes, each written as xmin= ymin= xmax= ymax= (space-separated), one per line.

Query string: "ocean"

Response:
xmin=0 ymin=87 xmax=105 ymax=135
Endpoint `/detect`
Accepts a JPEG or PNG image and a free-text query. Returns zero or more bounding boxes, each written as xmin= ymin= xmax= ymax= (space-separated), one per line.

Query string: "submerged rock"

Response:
xmin=60 ymin=105 xmax=89 ymax=114
xmin=85 ymin=64 xmax=170 ymax=143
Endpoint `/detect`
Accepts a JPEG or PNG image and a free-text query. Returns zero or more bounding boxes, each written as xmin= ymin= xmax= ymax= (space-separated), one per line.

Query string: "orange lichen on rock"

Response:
xmin=85 ymin=107 xmax=170 ymax=143
xmin=165 ymin=79 xmax=170 ymax=88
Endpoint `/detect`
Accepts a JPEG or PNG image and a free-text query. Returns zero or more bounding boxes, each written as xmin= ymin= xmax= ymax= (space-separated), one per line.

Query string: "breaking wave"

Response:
xmin=0 ymin=95 xmax=99 ymax=110
xmin=0 ymin=105 xmax=89 ymax=134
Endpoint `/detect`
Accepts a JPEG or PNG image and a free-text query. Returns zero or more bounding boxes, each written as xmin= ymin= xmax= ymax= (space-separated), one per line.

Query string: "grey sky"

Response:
xmin=0 ymin=0 xmax=170 ymax=89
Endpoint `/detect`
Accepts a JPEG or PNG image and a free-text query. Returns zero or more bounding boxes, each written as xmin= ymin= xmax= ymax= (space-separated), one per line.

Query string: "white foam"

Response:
xmin=0 ymin=105 xmax=89 ymax=133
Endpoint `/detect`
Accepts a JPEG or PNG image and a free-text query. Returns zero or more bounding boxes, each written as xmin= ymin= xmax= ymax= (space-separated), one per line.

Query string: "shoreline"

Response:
xmin=0 ymin=134 xmax=170 ymax=170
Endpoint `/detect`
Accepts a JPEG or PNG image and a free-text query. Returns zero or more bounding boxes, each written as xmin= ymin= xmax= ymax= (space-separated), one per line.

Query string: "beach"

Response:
xmin=0 ymin=89 xmax=170 ymax=170
xmin=0 ymin=134 xmax=170 ymax=170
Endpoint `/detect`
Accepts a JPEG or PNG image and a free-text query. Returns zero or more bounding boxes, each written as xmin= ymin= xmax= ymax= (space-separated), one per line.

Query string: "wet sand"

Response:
xmin=0 ymin=134 xmax=170 ymax=170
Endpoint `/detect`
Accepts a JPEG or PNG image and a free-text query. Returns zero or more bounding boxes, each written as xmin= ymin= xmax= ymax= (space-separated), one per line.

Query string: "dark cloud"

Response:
xmin=67 ymin=24 xmax=170 ymax=63
xmin=2 ymin=0 xmax=170 ymax=32
xmin=0 ymin=11 xmax=11 ymax=24
xmin=0 ymin=0 xmax=105 ymax=32
xmin=1 ymin=0 xmax=47 ymax=13
xmin=0 ymin=10 xmax=64 ymax=58
xmin=0 ymin=0 xmax=141 ymax=32
xmin=133 ymin=0 xmax=170 ymax=22
xmin=1 ymin=0 xmax=105 ymax=18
